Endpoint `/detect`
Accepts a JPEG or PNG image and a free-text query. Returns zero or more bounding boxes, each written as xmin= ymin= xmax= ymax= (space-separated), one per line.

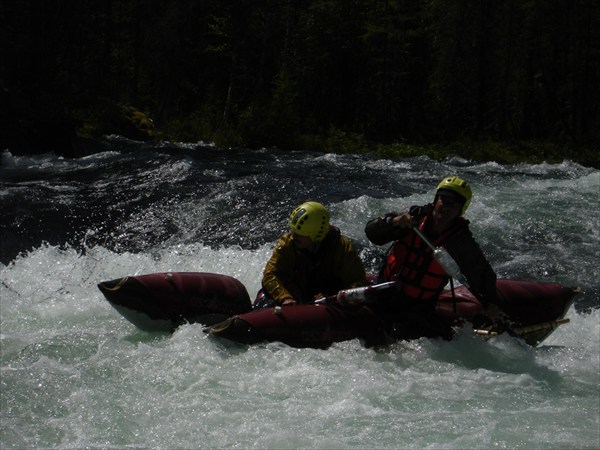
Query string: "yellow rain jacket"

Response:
xmin=262 ymin=226 xmax=367 ymax=304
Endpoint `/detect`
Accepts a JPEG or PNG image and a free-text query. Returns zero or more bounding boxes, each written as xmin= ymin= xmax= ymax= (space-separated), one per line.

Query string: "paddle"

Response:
xmin=312 ymin=281 xmax=397 ymax=306
xmin=410 ymin=226 xmax=523 ymax=334
xmin=411 ymin=227 xmax=473 ymax=291
xmin=473 ymin=318 xmax=570 ymax=345
xmin=267 ymin=281 xmax=398 ymax=315
xmin=314 ymin=226 xmax=473 ymax=308
xmin=315 ymin=227 xmax=476 ymax=310
xmin=411 ymin=226 xmax=505 ymax=320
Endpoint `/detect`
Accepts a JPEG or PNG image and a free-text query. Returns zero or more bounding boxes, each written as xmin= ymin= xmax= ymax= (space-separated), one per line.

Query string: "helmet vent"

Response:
xmin=289 ymin=202 xmax=330 ymax=242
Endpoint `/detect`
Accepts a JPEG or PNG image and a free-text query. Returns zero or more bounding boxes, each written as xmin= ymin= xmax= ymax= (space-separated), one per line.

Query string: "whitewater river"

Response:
xmin=1 ymin=137 xmax=599 ymax=449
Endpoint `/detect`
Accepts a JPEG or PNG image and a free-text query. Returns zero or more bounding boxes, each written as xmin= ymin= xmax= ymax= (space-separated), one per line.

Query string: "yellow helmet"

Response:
xmin=289 ymin=201 xmax=330 ymax=242
xmin=436 ymin=176 xmax=472 ymax=215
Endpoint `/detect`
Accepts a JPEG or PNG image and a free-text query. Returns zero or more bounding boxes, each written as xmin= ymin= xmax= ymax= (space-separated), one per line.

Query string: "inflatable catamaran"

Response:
xmin=97 ymin=272 xmax=577 ymax=348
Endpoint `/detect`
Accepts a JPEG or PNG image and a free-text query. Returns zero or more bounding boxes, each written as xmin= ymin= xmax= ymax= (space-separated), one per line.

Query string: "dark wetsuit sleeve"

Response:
xmin=445 ymin=228 xmax=499 ymax=307
xmin=364 ymin=215 xmax=401 ymax=245
xmin=365 ymin=205 xmax=430 ymax=246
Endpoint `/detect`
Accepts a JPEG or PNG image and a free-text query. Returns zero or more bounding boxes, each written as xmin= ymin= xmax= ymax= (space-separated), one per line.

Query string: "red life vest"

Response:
xmin=381 ymin=214 xmax=465 ymax=302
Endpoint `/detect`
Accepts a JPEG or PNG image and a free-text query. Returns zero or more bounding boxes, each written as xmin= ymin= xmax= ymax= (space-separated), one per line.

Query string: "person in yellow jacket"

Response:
xmin=256 ymin=201 xmax=367 ymax=307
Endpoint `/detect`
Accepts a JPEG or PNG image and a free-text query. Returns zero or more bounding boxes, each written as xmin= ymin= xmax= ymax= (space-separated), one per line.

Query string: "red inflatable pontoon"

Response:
xmin=98 ymin=272 xmax=578 ymax=347
xmin=98 ymin=272 xmax=251 ymax=332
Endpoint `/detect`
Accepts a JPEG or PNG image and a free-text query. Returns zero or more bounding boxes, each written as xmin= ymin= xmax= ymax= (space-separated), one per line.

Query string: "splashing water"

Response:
xmin=1 ymin=141 xmax=599 ymax=449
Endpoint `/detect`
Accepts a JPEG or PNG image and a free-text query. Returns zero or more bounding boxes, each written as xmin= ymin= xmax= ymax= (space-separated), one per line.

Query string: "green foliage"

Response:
xmin=238 ymin=69 xmax=302 ymax=148
xmin=1 ymin=0 xmax=598 ymax=167
xmin=373 ymin=139 xmax=598 ymax=167
xmin=322 ymin=126 xmax=370 ymax=154
xmin=375 ymin=142 xmax=443 ymax=160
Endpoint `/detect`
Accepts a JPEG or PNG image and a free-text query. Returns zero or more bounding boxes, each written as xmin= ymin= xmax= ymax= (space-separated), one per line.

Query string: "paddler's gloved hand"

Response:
xmin=472 ymin=303 xmax=509 ymax=332
xmin=336 ymin=286 xmax=380 ymax=306
xmin=313 ymin=293 xmax=325 ymax=302
xmin=387 ymin=212 xmax=416 ymax=229
xmin=281 ymin=298 xmax=296 ymax=306
xmin=484 ymin=303 xmax=515 ymax=334
xmin=484 ymin=303 xmax=503 ymax=322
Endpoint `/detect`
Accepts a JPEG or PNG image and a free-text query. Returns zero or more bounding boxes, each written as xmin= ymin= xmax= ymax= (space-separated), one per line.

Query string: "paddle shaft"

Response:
xmin=314 ymin=281 xmax=397 ymax=305
xmin=411 ymin=227 xmax=469 ymax=286
xmin=474 ymin=318 xmax=570 ymax=338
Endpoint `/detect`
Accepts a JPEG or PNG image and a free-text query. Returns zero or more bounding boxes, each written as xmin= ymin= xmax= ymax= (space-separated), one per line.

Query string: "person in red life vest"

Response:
xmin=256 ymin=201 xmax=367 ymax=307
xmin=365 ymin=176 xmax=502 ymax=340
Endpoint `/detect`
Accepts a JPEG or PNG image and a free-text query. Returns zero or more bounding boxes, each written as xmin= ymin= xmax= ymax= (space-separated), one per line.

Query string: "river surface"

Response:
xmin=1 ymin=136 xmax=599 ymax=449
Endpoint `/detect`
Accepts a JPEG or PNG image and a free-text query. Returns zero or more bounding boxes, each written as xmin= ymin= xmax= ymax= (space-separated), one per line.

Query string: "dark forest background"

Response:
xmin=1 ymin=0 xmax=598 ymax=166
